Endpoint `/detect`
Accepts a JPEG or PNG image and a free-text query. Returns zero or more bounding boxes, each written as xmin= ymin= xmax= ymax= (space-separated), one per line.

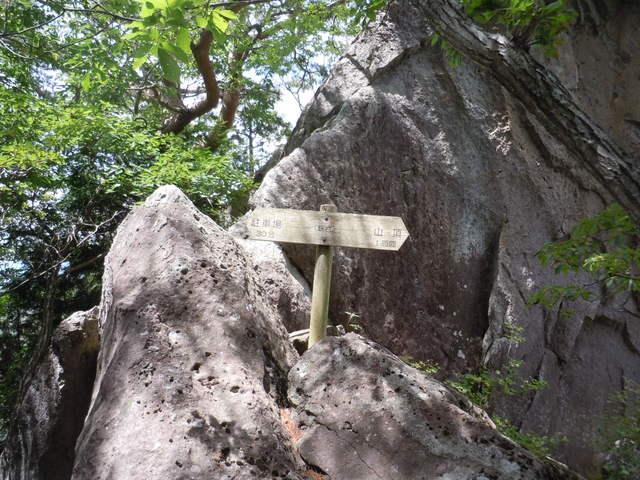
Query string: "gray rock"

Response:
xmin=288 ymin=333 xmax=581 ymax=480
xmin=539 ymin=0 xmax=640 ymax=161
xmin=0 ymin=308 xmax=99 ymax=480
xmin=249 ymin=0 xmax=640 ymax=474
xmin=234 ymin=237 xmax=311 ymax=333
xmin=288 ymin=326 xmax=346 ymax=355
xmin=71 ymin=186 xmax=305 ymax=479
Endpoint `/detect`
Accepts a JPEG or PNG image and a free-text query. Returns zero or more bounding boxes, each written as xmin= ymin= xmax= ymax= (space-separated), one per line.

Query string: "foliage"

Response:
xmin=125 ymin=0 xmax=239 ymax=83
xmin=0 ymin=88 xmax=251 ymax=445
xmin=448 ymin=364 xmax=556 ymax=458
xmin=403 ymin=353 xmax=559 ymax=459
xmin=493 ymin=415 xmax=564 ymax=458
xmin=432 ymin=0 xmax=577 ymax=64
xmin=0 ymin=0 xmax=367 ymax=445
xmin=401 ymin=355 xmax=440 ymax=376
xmin=447 ymin=359 xmax=548 ymax=410
xmin=598 ymin=382 xmax=640 ymax=480
xmin=529 ymin=204 xmax=639 ymax=315
xmin=462 ymin=0 xmax=577 ymax=55
xmin=529 ymin=204 xmax=639 ymax=472
xmin=430 ymin=34 xmax=464 ymax=67
xmin=447 ymin=360 xmax=562 ymax=457
xmin=502 ymin=320 xmax=525 ymax=344
xmin=351 ymin=0 xmax=388 ymax=25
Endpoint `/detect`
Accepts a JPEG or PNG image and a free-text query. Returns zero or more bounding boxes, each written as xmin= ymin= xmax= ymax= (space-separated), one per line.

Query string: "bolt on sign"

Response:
xmin=245 ymin=205 xmax=409 ymax=348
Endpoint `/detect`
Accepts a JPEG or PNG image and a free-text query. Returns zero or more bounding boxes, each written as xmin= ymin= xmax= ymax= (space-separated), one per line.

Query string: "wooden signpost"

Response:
xmin=245 ymin=205 xmax=409 ymax=348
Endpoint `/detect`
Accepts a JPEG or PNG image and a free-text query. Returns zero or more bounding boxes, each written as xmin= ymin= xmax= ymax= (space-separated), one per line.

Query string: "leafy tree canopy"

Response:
xmin=0 ymin=0 xmax=367 ymax=444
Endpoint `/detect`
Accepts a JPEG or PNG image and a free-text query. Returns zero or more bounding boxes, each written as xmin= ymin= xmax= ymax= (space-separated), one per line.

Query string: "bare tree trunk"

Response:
xmin=416 ymin=0 xmax=640 ymax=220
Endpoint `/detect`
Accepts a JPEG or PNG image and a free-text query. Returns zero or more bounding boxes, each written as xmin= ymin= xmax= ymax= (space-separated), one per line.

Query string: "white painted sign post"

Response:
xmin=245 ymin=205 xmax=409 ymax=348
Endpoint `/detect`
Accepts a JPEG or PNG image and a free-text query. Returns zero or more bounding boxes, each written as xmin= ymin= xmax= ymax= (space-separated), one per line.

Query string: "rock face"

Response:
xmin=543 ymin=0 xmax=640 ymax=162
xmin=71 ymin=186 xmax=304 ymax=479
xmin=289 ymin=333 xmax=580 ymax=480
xmin=0 ymin=308 xmax=99 ymax=480
xmin=233 ymin=237 xmax=311 ymax=333
xmin=250 ymin=0 xmax=640 ymax=474
xmin=2 ymin=186 xmax=586 ymax=480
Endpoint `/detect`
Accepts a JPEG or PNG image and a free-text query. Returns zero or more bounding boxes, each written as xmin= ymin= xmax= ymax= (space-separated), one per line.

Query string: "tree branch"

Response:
xmin=416 ymin=0 xmax=640 ymax=220
xmin=205 ymin=43 xmax=252 ymax=149
xmin=1 ymin=210 xmax=123 ymax=293
xmin=62 ymin=6 xmax=138 ymax=22
xmin=161 ymin=29 xmax=220 ymax=134
xmin=65 ymin=253 xmax=105 ymax=275
xmin=0 ymin=12 xmax=64 ymax=38
xmin=208 ymin=0 xmax=276 ymax=9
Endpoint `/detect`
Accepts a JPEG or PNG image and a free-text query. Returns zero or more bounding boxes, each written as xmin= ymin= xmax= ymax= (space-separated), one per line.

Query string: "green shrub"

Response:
xmin=462 ymin=0 xmax=577 ymax=55
xmin=401 ymin=356 xmax=441 ymax=376
xmin=599 ymin=383 xmax=640 ymax=479
xmin=530 ymin=204 xmax=639 ymax=319
xmin=433 ymin=0 xmax=577 ymax=65
xmin=401 ymin=354 xmax=558 ymax=459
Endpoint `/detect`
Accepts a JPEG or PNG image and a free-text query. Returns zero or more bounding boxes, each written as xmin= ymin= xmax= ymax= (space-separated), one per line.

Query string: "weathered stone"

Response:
xmin=71 ymin=186 xmax=305 ymax=479
xmin=0 ymin=308 xmax=99 ymax=480
xmin=540 ymin=0 xmax=640 ymax=161
xmin=289 ymin=334 xmax=581 ymax=480
xmin=249 ymin=0 xmax=640 ymax=474
xmin=288 ymin=326 xmax=346 ymax=355
xmin=233 ymin=236 xmax=311 ymax=333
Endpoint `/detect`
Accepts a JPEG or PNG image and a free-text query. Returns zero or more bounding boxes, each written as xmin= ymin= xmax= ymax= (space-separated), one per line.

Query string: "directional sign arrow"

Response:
xmin=245 ymin=208 xmax=409 ymax=251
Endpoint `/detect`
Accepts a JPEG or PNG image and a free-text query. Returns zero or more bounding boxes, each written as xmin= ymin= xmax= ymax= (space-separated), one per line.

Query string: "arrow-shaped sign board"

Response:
xmin=243 ymin=205 xmax=409 ymax=349
xmin=245 ymin=208 xmax=409 ymax=251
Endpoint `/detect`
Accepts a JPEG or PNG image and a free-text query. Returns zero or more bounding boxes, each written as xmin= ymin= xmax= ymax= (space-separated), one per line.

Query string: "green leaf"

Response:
xmin=145 ymin=26 xmax=160 ymax=42
xmin=176 ymin=28 xmax=191 ymax=55
xmin=122 ymin=30 xmax=146 ymax=41
xmin=128 ymin=20 xmax=146 ymax=30
xmin=133 ymin=53 xmax=149 ymax=70
xmin=81 ymin=75 xmax=92 ymax=91
xmin=195 ymin=16 xmax=208 ymax=28
xmin=163 ymin=41 xmax=190 ymax=63
xmin=210 ymin=11 xmax=229 ymax=34
xmin=132 ymin=44 xmax=151 ymax=70
xmin=140 ymin=1 xmax=155 ymax=18
xmin=158 ymin=48 xmax=180 ymax=84
xmin=149 ymin=0 xmax=168 ymax=8
xmin=215 ymin=8 xmax=238 ymax=20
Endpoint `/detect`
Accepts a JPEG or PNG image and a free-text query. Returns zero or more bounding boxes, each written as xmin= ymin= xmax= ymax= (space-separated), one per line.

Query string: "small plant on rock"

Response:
xmin=598 ymin=382 xmax=640 ymax=480
xmin=401 ymin=356 xmax=441 ymax=376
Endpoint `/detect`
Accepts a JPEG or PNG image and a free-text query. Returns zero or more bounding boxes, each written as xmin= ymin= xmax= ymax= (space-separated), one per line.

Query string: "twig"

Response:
xmin=2 ymin=209 xmax=124 ymax=293
xmin=209 ymin=0 xmax=276 ymax=8
xmin=63 ymin=7 xmax=137 ymax=23
xmin=0 ymin=12 xmax=64 ymax=38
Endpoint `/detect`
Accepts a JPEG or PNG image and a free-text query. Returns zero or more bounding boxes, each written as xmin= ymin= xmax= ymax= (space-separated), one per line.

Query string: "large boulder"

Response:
xmin=233 ymin=238 xmax=311 ymax=333
xmin=249 ymin=0 xmax=640 ymax=474
xmin=71 ymin=186 xmax=305 ymax=479
xmin=0 ymin=308 xmax=99 ymax=480
xmin=1 ymin=186 xmax=584 ymax=480
xmin=288 ymin=333 xmax=581 ymax=480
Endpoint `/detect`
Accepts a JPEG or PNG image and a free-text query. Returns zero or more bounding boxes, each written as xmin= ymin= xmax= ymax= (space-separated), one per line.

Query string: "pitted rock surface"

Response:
xmin=0 ymin=308 xmax=99 ymax=480
xmin=234 ymin=237 xmax=311 ymax=333
xmin=71 ymin=186 xmax=304 ymax=480
xmin=288 ymin=334 xmax=581 ymax=480
xmin=249 ymin=0 xmax=640 ymax=473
